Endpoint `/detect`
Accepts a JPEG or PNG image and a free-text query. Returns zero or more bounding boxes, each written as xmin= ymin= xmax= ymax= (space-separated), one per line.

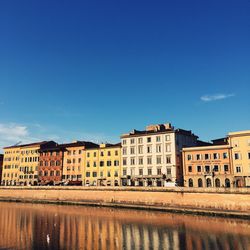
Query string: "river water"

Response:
xmin=0 ymin=202 xmax=249 ymax=250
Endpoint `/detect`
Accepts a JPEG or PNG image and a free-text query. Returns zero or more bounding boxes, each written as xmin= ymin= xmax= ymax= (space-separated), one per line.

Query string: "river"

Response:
xmin=0 ymin=202 xmax=249 ymax=250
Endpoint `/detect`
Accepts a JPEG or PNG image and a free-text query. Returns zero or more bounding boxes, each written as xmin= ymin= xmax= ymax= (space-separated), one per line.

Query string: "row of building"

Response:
xmin=0 ymin=123 xmax=250 ymax=188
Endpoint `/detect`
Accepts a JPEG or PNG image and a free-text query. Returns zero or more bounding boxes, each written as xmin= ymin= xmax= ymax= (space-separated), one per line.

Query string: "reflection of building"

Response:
xmin=85 ymin=143 xmax=121 ymax=186
xmin=0 ymin=154 xmax=3 ymax=183
xmin=120 ymin=123 xmax=198 ymax=186
xmin=228 ymin=130 xmax=250 ymax=187
xmin=0 ymin=203 xmax=249 ymax=250
xmin=61 ymin=141 xmax=98 ymax=184
xmin=182 ymin=144 xmax=233 ymax=188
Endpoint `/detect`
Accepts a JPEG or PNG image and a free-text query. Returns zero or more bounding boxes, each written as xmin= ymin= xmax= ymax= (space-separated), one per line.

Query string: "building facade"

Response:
xmin=182 ymin=145 xmax=233 ymax=188
xmin=2 ymin=145 xmax=20 ymax=185
xmin=120 ymin=123 xmax=198 ymax=187
xmin=85 ymin=143 xmax=121 ymax=186
xmin=38 ymin=144 xmax=65 ymax=185
xmin=62 ymin=141 xmax=98 ymax=185
xmin=0 ymin=154 xmax=3 ymax=184
xmin=228 ymin=130 xmax=250 ymax=187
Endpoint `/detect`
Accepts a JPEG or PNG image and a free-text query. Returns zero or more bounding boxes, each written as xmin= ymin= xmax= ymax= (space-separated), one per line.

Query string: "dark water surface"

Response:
xmin=0 ymin=202 xmax=249 ymax=250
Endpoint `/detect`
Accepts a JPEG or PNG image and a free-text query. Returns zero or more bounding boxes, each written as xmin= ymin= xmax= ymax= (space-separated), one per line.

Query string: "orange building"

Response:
xmin=182 ymin=144 xmax=233 ymax=188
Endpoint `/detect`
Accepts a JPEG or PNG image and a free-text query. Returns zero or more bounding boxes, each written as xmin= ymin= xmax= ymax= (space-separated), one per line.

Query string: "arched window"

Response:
xmin=188 ymin=178 xmax=193 ymax=187
xmin=215 ymin=178 xmax=220 ymax=187
xmin=206 ymin=178 xmax=212 ymax=187
xmin=198 ymin=178 xmax=203 ymax=187
xmin=225 ymin=178 xmax=230 ymax=188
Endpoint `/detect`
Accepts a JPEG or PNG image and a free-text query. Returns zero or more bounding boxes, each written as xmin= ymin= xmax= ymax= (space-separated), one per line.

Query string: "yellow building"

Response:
xmin=2 ymin=141 xmax=56 ymax=186
xmin=62 ymin=141 xmax=98 ymax=184
xmin=2 ymin=145 xmax=20 ymax=186
xmin=228 ymin=130 xmax=250 ymax=187
xmin=85 ymin=143 xmax=121 ymax=186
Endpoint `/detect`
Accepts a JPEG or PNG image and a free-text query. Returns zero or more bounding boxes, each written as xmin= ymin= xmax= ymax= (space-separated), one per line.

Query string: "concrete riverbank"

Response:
xmin=0 ymin=186 xmax=249 ymax=218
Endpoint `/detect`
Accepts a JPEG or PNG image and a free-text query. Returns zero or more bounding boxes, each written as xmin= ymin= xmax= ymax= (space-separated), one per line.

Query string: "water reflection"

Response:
xmin=0 ymin=202 xmax=249 ymax=250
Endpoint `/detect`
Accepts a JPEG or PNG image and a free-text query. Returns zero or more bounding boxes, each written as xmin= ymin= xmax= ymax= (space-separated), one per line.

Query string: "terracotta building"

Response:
xmin=182 ymin=144 xmax=233 ymax=188
xmin=38 ymin=143 xmax=65 ymax=185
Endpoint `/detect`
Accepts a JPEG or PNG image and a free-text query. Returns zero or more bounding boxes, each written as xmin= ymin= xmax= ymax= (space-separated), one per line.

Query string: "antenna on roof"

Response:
xmin=13 ymin=141 xmax=22 ymax=146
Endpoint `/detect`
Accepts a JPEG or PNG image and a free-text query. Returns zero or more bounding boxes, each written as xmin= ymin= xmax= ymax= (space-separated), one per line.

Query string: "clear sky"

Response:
xmin=0 ymin=0 xmax=249 ymax=150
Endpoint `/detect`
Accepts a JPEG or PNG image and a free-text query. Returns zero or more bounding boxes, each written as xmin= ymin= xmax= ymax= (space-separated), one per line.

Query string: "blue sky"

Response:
xmin=0 ymin=0 xmax=249 ymax=150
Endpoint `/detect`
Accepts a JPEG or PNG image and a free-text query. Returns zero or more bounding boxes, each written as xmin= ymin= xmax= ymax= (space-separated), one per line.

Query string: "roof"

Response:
xmin=182 ymin=144 xmax=231 ymax=152
xmin=121 ymin=124 xmax=198 ymax=139
xmin=228 ymin=130 xmax=250 ymax=137
xmin=4 ymin=141 xmax=52 ymax=149
xmin=59 ymin=141 xmax=99 ymax=149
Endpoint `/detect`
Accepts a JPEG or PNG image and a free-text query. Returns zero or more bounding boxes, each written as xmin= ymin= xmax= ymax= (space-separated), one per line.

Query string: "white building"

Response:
xmin=120 ymin=123 xmax=198 ymax=186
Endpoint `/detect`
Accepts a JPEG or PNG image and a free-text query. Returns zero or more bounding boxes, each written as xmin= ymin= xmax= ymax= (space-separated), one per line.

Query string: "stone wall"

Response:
xmin=0 ymin=186 xmax=249 ymax=218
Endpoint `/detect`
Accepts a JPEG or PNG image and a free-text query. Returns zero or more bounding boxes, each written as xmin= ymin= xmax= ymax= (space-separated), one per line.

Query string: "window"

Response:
xmin=157 ymin=168 xmax=161 ymax=175
xmin=156 ymin=156 xmax=162 ymax=164
xmin=123 ymin=158 xmax=127 ymax=166
xmin=166 ymin=144 xmax=171 ymax=152
xmin=198 ymin=178 xmax=203 ymax=187
xmin=114 ymin=171 xmax=118 ymax=177
xmin=147 ymin=137 xmax=151 ymax=143
xmin=236 ymin=166 xmax=241 ymax=173
xmin=86 ymin=172 xmax=90 ymax=177
xmin=188 ymin=166 xmax=192 ymax=172
xmin=123 ymin=147 xmax=127 ymax=155
xmin=94 ymin=152 xmax=97 ymax=157
xmin=187 ymin=155 xmax=192 ymax=161
xmin=166 ymin=156 xmax=171 ymax=164
xmin=204 ymin=154 xmax=209 ymax=160
xmin=130 ymin=138 xmax=135 ymax=144
xmin=196 ymin=154 xmax=201 ymax=160
xmin=138 ymin=146 xmax=143 ymax=154
xmin=115 ymin=150 xmax=118 ymax=156
xmin=147 ymin=146 xmax=152 ymax=153
xmin=138 ymin=138 xmax=143 ymax=144
xmin=100 ymin=171 xmax=103 ymax=177
xmin=100 ymin=151 xmax=104 ymax=157
xmin=165 ymin=135 xmax=170 ymax=141
xmin=123 ymin=168 xmax=127 ymax=176
xmin=205 ymin=166 xmax=210 ymax=172
xmin=223 ymin=152 xmax=228 ymax=159
xmin=92 ymin=172 xmax=97 ymax=177
xmin=224 ymin=165 xmax=229 ymax=172
xmin=234 ymin=153 xmax=240 ymax=160
xmin=56 ymin=171 xmax=60 ymax=176
xmin=188 ymin=179 xmax=193 ymax=187
xmin=130 ymin=147 xmax=135 ymax=154
xmin=87 ymin=152 xmax=90 ymax=157
xmin=122 ymin=139 xmax=127 ymax=145
xmin=213 ymin=153 xmax=219 ymax=160
xmin=213 ymin=165 xmax=219 ymax=172
xmin=130 ymin=158 xmax=135 ymax=165
xmin=197 ymin=166 xmax=201 ymax=172
xmin=107 ymin=161 xmax=112 ymax=166
xmin=50 ymin=171 xmax=54 ymax=176
xmin=248 ymin=152 xmax=250 ymax=160
xmin=147 ymin=157 xmax=152 ymax=165
xmin=100 ymin=161 xmax=104 ymax=167
xmin=114 ymin=160 xmax=119 ymax=166
xmin=156 ymin=144 xmax=161 ymax=153
xmin=107 ymin=151 xmax=111 ymax=156
xmin=87 ymin=162 xmax=90 ymax=168
xmin=167 ymin=168 xmax=171 ymax=175
xmin=147 ymin=168 xmax=152 ymax=175
xmin=139 ymin=157 xmax=143 ymax=165
xmin=156 ymin=136 xmax=161 ymax=142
